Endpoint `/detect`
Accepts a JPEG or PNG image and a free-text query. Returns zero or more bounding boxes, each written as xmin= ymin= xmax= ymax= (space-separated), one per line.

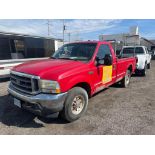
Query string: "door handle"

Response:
xmin=113 ymin=64 xmax=116 ymax=70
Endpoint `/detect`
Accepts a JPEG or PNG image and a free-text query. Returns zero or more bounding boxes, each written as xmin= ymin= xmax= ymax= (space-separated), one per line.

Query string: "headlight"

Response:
xmin=39 ymin=79 xmax=61 ymax=93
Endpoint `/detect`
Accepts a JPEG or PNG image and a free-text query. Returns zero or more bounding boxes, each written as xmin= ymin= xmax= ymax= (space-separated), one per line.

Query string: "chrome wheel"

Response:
xmin=125 ymin=70 xmax=131 ymax=86
xmin=71 ymin=95 xmax=84 ymax=115
xmin=126 ymin=74 xmax=130 ymax=85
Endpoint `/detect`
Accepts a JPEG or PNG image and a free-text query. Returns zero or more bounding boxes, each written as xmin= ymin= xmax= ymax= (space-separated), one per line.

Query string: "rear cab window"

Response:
xmin=121 ymin=47 xmax=134 ymax=57
xmin=121 ymin=46 xmax=145 ymax=58
xmin=135 ymin=47 xmax=144 ymax=54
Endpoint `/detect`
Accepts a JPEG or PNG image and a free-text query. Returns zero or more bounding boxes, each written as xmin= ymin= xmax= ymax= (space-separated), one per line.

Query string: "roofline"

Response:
xmin=140 ymin=37 xmax=155 ymax=45
xmin=122 ymin=45 xmax=146 ymax=48
xmin=0 ymin=30 xmax=63 ymax=41
xmin=99 ymin=33 xmax=126 ymax=36
xmin=100 ymin=33 xmax=140 ymax=37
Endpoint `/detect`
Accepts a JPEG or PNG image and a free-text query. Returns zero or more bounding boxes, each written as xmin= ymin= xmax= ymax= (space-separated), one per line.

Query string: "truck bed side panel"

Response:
xmin=116 ymin=57 xmax=136 ymax=81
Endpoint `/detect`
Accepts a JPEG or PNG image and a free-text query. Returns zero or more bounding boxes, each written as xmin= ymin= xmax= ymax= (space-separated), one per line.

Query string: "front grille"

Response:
xmin=10 ymin=71 xmax=40 ymax=94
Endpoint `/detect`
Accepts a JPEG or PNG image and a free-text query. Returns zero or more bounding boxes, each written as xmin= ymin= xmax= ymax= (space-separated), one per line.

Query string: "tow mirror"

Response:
xmin=96 ymin=57 xmax=104 ymax=66
xmin=96 ymin=54 xmax=112 ymax=66
xmin=104 ymin=54 xmax=112 ymax=66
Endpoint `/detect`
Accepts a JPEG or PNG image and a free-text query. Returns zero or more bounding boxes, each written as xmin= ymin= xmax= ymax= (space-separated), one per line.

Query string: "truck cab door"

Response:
xmin=92 ymin=44 xmax=115 ymax=93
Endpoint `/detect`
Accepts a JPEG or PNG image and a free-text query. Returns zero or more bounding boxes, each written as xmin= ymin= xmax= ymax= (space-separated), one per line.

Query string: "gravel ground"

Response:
xmin=0 ymin=61 xmax=155 ymax=135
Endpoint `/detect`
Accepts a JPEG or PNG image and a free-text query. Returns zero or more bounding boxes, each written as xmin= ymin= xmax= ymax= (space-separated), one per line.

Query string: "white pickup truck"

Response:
xmin=120 ymin=46 xmax=151 ymax=76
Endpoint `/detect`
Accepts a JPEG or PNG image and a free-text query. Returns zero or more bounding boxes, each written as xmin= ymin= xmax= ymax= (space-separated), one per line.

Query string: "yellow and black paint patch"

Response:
xmin=102 ymin=65 xmax=112 ymax=84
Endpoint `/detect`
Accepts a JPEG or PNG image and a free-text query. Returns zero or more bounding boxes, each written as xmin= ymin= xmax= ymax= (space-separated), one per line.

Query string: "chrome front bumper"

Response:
xmin=8 ymin=84 xmax=68 ymax=116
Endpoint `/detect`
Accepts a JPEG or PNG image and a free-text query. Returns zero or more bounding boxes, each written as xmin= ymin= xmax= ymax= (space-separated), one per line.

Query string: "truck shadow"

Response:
xmin=92 ymin=88 xmax=109 ymax=97
xmin=0 ymin=95 xmax=66 ymax=128
xmin=131 ymin=74 xmax=145 ymax=77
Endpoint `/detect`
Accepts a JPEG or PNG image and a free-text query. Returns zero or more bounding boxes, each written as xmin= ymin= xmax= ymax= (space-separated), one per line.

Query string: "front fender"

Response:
xmin=60 ymin=74 xmax=92 ymax=93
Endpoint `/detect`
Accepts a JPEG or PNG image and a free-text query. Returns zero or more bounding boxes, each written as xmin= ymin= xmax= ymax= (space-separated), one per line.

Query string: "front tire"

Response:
xmin=59 ymin=87 xmax=88 ymax=122
xmin=120 ymin=70 xmax=131 ymax=88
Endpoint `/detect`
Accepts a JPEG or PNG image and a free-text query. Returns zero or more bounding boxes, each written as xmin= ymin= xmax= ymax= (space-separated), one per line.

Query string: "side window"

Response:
xmin=97 ymin=44 xmax=111 ymax=59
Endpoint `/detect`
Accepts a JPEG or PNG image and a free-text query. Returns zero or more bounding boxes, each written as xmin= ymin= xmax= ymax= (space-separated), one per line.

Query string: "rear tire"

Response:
xmin=59 ymin=87 xmax=88 ymax=122
xmin=120 ymin=70 xmax=131 ymax=88
xmin=147 ymin=63 xmax=151 ymax=69
xmin=141 ymin=65 xmax=146 ymax=76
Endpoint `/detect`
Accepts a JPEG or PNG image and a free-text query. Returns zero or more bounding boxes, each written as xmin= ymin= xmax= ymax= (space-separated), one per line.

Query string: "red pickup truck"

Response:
xmin=8 ymin=41 xmax=136 ymax=122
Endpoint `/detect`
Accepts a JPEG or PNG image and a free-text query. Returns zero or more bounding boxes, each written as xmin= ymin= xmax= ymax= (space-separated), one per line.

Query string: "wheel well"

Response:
xmin=128 ymin=65 xmax=132 ymax=73
xmin=73 ymin=82 xmax=91 ymax=98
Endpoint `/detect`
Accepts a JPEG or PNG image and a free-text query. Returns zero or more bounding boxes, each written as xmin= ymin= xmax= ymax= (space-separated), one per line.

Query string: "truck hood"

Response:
xmin=13 ymin=58 xmax=87 ymax=80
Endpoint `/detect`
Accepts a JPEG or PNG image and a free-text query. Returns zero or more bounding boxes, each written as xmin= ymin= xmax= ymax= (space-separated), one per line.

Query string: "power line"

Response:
xmin=46 ymin=19 xmax=53 ymax=36
xmin=0 ymin=20 xmax=103 ymax=40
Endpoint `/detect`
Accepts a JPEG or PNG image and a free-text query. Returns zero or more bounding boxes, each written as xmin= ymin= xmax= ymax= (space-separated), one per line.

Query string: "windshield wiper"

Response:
xmin=58 ymin=57 xmax=77 ymax=60
xmin=50 ymin=56 xmax=57 ymax=59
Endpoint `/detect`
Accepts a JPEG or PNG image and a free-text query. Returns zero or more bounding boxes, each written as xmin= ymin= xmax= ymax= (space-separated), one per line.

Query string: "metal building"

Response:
xmin=0 ymin=31 xmax=63 ymax=78
xmin=0 ymin=31 xmax=63 ymax=60
xmin=99 ymin=26 xmax=155 ymax=54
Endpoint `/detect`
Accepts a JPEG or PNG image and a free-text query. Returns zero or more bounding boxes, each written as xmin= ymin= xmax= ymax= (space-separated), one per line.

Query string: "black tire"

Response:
xmin=120 ymin=70 xmax=131 ymax=88
xmin=141 ymin=65 xmax=146 ymax=76
xmin=147 ymin=63 xmax=151 ymax=69
xmin=59 ymin=87 xmax=88 ymax=122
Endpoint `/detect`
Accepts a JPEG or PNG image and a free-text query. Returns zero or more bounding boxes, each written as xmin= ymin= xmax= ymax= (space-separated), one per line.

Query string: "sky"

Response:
xmin=0 ymin=19 xmax=155 ymax=41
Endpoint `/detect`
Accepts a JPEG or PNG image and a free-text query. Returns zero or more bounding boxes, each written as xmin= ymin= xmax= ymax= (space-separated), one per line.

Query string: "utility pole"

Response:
xmin=63 ymin=19 xmax=66 ymax=44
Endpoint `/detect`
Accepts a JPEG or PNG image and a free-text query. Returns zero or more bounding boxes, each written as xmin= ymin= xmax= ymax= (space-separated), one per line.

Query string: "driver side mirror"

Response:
xmin=96 ymin=54 xmax=112 ymax=66
xmin=96 ymin=57 xmax=104 ymax=66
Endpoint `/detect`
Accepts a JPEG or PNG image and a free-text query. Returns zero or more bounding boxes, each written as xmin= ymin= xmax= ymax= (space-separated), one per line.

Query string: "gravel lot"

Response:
xmin=0 ymin=61 xmax=155 ymax=135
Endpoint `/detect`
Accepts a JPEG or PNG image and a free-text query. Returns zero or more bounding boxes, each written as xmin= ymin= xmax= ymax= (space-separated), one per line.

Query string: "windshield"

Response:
xmin=52 ymin=43 xmax=97 ymax=62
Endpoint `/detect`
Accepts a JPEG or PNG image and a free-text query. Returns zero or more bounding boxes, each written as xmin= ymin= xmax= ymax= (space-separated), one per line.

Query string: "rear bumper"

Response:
xmin=136 ymin=64 xmax=144 ymax=70
xmin=8 ymin=84 xmax=68 ymax=116
xmin=136 ymin=68 xmax=143 ymax=71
